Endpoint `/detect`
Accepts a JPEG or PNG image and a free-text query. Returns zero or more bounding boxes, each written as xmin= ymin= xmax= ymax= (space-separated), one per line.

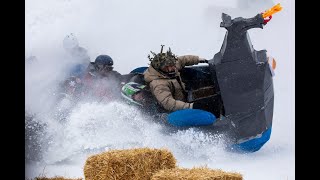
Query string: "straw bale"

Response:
xmin=151 ymin=167 xmax=242 ymax=180
xmin=35 ymin=176 xmax=82 ymax=180
xmin=84 ymin=147 xmax=176 ymax=180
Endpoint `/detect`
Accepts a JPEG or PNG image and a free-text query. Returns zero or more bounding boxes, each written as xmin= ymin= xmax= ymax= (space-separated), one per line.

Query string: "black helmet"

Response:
xmin=94 ymin=55 xmax=114 ymax=72
xmin=148 ymin=45 xmax=177 ymax=70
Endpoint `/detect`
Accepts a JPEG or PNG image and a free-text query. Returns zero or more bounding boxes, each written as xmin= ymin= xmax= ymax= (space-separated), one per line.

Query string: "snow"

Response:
xmin=25 ymin=0 xmax=295 ymax=179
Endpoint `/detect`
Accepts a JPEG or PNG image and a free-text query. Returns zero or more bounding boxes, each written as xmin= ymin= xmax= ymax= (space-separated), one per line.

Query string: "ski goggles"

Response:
xmin=96 ymin=64 xmax=114 ymax=71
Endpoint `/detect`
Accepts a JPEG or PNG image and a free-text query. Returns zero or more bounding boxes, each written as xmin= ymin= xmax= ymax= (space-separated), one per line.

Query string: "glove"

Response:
xmin=199 ymin=58 xmax=208 ymax=63
xmin=192 ymin=97 xmax=212 ymax=112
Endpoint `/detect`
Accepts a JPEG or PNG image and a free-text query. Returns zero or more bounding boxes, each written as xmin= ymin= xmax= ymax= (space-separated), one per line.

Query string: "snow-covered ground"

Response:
xmin=25 ymin=0 xmax=295 ymax=179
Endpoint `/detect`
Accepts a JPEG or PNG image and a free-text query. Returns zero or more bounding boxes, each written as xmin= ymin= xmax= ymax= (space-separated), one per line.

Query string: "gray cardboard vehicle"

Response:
xmin=123 ymin=12 xmax=276 ymax=152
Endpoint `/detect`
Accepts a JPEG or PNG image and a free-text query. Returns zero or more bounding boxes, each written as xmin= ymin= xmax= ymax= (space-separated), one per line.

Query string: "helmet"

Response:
xmin=121 ymin=82 xmax=147 ymax=106
xmin=63 ymin=33 xmax=79 ymax=50
xmin=148 ymin=45 xmax=177 ymax=70
xmin=94 ymin=55 xmax=114 ymax=72
xmin=95 ymin=55 xmax=113 ymax=66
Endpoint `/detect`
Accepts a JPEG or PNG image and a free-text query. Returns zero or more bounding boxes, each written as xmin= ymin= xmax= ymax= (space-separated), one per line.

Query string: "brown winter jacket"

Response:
xmin=144 ymin=55 xmax=200 ymax=112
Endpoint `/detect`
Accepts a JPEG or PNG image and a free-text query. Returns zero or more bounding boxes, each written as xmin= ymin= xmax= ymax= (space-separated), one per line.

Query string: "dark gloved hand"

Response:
xmin=199 ymin=58 xmax=208 ymax=63
xmin=192 ymin=97 xmax=212 ymax=112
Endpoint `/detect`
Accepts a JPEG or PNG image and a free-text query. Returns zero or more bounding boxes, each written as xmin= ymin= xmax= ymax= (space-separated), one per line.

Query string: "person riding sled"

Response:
xmin=80 ymin=54 xmax=123 ymax=102
xmin=59 ymin=53 xmax=124 ymax=104
xmin=143 ymin=45 xmax=211 ymax=113
xmin=63 ymin=33 xmax=91 ymax=78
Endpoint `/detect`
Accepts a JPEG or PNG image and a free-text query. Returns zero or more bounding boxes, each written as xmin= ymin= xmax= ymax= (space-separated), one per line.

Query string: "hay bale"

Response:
xmin=151 ymin=167 xmax=242 ymax=180
xmin=84 ymin=148 xmax=176 ymax=180
xmin=35 ymin=176 xmax=82 ymax=180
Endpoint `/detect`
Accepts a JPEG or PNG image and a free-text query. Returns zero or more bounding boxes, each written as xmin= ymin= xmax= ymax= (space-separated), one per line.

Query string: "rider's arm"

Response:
xmin=176 ymin=55 xmax=201 ymax=70
xmin=150 ymin=80 xmax=192 ymax=111
xmin=113 ymin=70 xmax=123 ymax=81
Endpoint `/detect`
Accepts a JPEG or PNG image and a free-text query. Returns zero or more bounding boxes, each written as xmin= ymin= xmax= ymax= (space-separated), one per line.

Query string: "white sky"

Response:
xmin=25 ymin=0 xmax=295 ymax=179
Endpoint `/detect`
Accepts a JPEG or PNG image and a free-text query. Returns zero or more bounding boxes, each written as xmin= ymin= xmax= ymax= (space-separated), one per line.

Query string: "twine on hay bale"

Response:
xmin=84 ymin=147 xmax=177 ymax=180
xmin=151 ymin=167 xmax=243 ymax=180
xmin=35 ymin=176 xmax=82 ymax=180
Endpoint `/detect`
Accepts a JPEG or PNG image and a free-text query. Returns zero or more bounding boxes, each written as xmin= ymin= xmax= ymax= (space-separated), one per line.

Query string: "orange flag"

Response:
xmin=263 ymin=3 xmax=283 ymax=18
